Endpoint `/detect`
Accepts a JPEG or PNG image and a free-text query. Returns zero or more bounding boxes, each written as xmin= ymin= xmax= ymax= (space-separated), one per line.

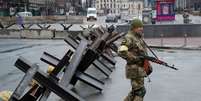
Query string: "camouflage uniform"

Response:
xmin=0 ymin=90 xmax=12 ymax=101
xmin=118 ymin=19 xmax=148 ymax=101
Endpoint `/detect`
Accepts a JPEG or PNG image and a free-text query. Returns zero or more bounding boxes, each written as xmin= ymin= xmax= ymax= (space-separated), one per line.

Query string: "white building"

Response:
xmin=175 ymin=0 xmax=187 ymax=10
xmin=95 ymin=0 xmax=144 ymax=15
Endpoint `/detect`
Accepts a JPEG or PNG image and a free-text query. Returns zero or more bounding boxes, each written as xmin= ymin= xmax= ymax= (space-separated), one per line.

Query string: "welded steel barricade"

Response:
xmin=66 ymin=27 xmax=114 ymax=91
xmin=9 ymin=26 xmax=126 ymax=101
xmin=64 ymin=27 xmax=116 ymax=77
xmin=0 ymin=22 xmax=15 ymax=29
xmin=10 ymin=40 xmax=88 ymax=101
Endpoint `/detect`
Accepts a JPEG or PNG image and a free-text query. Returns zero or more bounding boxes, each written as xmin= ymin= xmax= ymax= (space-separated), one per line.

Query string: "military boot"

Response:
xmin=124 ymin=92 xmax=134 ymax=101
xmin=133 ymin=95 xmax=143 ymax=101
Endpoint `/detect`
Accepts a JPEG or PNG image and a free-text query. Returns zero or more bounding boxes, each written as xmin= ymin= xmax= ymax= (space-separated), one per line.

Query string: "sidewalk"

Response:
xmin=155 ymin=14 xmax=201 ymax=24
xmin=145 ymin=37 xmax=201 ymax=50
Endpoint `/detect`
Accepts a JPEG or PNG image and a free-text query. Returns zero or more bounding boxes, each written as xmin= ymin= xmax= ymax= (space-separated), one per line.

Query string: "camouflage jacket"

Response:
xmin=119 ymin=31 xmax=147 ymax=79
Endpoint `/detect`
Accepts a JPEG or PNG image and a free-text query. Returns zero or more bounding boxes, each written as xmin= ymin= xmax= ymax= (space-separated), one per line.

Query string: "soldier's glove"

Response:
xmin=118 ymin=45 xmax=128 ymax=58
xmin=118 ymin=45 xmax=128 ymax=52
xmin=0 ymin=90 xmax=12 ymax=101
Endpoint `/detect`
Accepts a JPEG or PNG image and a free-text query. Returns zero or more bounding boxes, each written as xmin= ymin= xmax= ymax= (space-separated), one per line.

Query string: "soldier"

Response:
xmin=118 ymin=18 xmax=152 ymax=101
xmin=183 ymin=10 xmax=191 ymax=24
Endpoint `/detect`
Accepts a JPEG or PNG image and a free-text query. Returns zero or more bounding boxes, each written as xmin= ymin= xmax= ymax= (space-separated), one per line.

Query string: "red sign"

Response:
xmin=156 ymin=0 xmax=175 ymax=2
xmin=156 ymin=0 xmax=175 ymax=21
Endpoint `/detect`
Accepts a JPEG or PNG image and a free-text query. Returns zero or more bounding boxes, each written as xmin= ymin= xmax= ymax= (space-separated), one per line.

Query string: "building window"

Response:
xmin=138 ymin=4 xmax=141 ymax=10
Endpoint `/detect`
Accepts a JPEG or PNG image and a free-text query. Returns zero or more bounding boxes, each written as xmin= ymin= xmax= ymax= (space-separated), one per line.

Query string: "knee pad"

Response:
xmin=134 ymin=87 xmax=146 ymax=97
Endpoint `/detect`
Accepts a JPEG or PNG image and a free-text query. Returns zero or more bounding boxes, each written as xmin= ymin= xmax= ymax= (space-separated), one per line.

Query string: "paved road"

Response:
xmin=0 ymin=39 xmax=201 ymax=101
xmin=145 ymin=37 xmax=201 ymax=48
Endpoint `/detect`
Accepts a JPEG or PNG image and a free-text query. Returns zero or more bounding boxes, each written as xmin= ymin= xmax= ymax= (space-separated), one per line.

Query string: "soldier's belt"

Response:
xmin=127 ymin=59 xmax=143 ymax=65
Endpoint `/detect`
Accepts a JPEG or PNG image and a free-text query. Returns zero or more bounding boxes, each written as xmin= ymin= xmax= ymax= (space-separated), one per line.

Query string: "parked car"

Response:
xmin=125 ymin=19 xmax=133 ymax=24
xmin=16 ymin=12 xmax=32 ymax=17
xmin=105 ymin=14 xmax=118 ymax=23
xmin=68 ymin=10 xmax=76 ymax=15
xmin=123 ymin=15 xmax=143 ymax=24
xmin=115 ymin=14 xmax=121 ymax=19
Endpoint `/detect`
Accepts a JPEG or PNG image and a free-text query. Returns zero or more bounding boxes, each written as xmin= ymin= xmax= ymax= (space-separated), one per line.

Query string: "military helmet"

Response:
xmin=130 ymin=18 xmax=143 ymax=29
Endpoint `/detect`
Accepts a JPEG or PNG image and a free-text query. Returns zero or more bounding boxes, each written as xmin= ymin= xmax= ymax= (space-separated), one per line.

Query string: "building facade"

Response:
xmin=0 ymin=0 xmax=9 ymax=16
xmin=175 ymin=0 xmax=187 ymax=10
xmin=85 ymin=0 xmax=96 ymax=8
xmin=0 ymin=0 xmax=56 ymax=16
xmin=176 ymin=0 xmax=201 ymax=11
xmin=186 ymin=0 xmax=201 ymax=11
xmin=29 ymin=0 xmax=55 ymax=15
xmin=55 ymin=0 xmax=66 ymax=15
xmin=95 ymin=0 xmax=144 ymax=15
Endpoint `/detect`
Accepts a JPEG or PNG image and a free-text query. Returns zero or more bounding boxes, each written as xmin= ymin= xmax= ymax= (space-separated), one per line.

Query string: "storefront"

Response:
xmin=156 ymin=0 xmax=175 ymax=21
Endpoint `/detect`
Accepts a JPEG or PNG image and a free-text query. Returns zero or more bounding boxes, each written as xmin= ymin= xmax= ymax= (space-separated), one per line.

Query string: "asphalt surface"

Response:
xmin=0 ymin=39 xmax=201 ymax=101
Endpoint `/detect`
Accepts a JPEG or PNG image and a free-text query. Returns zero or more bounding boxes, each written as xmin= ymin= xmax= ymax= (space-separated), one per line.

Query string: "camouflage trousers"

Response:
xmin=124 ymin=78 xmax=146 ymax=101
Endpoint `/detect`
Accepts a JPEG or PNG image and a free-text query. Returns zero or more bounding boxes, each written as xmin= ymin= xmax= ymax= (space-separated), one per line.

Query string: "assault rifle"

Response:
xmin=140 ymin=38 xmax=178 ymax=70
xmin=140 ymin=54 xmax=178 ymax=70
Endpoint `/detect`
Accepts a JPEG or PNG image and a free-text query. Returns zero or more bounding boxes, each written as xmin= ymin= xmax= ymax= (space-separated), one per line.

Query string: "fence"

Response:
xmin=116 ymin=24 xmax=201 ymax=38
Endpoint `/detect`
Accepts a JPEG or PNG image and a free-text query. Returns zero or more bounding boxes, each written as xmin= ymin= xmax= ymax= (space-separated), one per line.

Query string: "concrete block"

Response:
xmin=20 ymin=30 xmax=39 ymax=38
xmin=39 ymin=30 xmax=53 ymax=39
xmin=9 ymin=31 xmax=21 ymax=38
xmin=54 ymin=31 xmax=69 ymax=39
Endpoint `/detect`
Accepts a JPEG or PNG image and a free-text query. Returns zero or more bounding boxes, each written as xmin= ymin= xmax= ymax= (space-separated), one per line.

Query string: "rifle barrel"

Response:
xmin=165 ymin=64 xmax=178 ymax=70
xmin=143 ymin=55 xmax=178 ymax=70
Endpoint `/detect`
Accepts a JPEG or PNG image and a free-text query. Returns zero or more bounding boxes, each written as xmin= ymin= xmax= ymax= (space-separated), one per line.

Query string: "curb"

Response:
xmin=150 ymin=45 xmax=201 ymax=51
